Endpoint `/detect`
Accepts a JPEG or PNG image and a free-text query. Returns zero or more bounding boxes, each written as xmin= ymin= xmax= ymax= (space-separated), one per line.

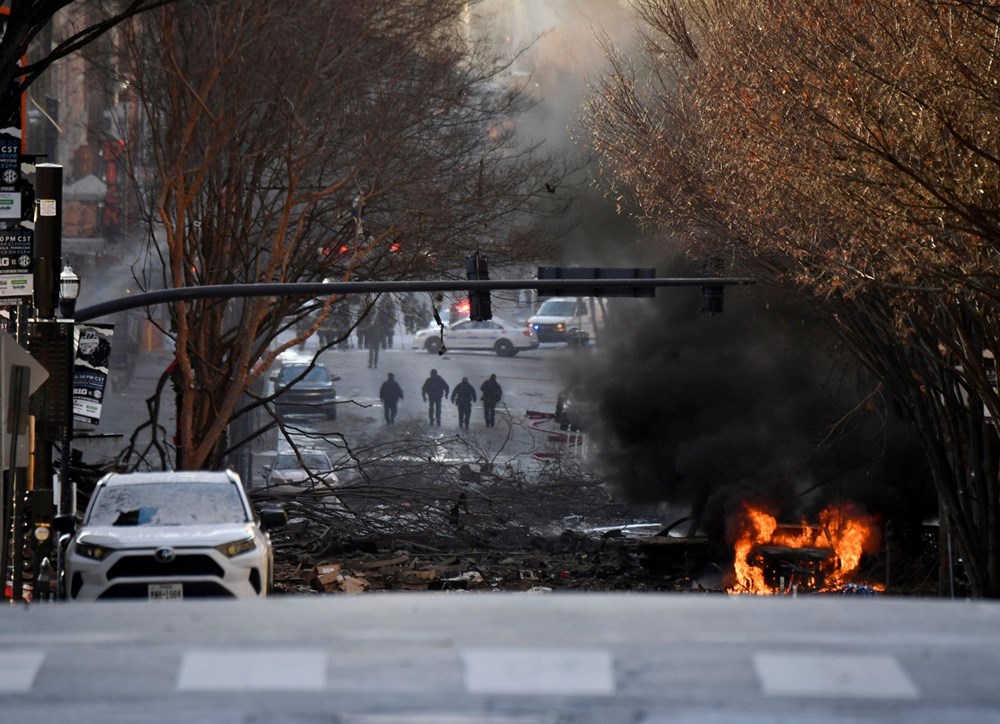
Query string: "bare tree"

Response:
xmin=585 ymin=1 xmax=1000 ymax=595
xmin=117 ymin=0 xmax=569 ymax=470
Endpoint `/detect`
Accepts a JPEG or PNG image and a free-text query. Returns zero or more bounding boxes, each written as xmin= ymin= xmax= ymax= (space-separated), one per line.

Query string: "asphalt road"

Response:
xmin=3 ymin=593 xmax=1000 ymax=723
xmin=263 ymin=327 xmax=589 ymax=486
xmin=321 ymin=330 xmax=566 ymax=430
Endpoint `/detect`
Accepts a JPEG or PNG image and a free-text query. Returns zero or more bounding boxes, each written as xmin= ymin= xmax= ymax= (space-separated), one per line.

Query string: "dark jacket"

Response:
xmin=364 ymin=318 xmax=387 ymax=348
xmin=481 ymin=378 xmax=502 ymax=404
xmin=451 ymin=380 xmax=477 ymax=405
xmin=422 ymin=374 xmax=450 ymax=401
xmin=380 ymin=379 xmax=404 ymax=404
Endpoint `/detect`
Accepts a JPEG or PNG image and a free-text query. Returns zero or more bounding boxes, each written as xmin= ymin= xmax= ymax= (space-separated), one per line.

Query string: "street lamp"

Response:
xmin=57 ymin=262 xmax=80 ymax=520
xmin=51 ymin=262 xmax=81 ymax=600
xmin=59 ymin=263 xmax=80 ymax=319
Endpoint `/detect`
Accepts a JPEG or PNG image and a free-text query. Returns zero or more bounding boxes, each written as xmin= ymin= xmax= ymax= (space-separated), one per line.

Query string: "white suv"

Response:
xmin=62 ymin=470 xmax=286 ymax=601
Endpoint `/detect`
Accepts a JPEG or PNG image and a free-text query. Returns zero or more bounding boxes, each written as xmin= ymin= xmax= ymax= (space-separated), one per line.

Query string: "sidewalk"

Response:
xmin=74 ymin=348 xmax=175 ymax=465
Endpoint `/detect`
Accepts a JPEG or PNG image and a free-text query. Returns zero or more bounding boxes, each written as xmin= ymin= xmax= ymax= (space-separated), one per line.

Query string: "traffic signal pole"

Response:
xmin=73 ymin=277 xmax=756 ymax=323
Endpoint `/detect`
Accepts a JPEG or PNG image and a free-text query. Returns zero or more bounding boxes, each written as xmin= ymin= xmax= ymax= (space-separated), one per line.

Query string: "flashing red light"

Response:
xmin=390 ymin=242 xmax=400 ymax=253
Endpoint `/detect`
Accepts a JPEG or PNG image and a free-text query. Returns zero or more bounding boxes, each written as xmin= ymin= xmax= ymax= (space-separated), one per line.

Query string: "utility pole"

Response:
xmin=24 ymin=164 xmax=70 ymax=600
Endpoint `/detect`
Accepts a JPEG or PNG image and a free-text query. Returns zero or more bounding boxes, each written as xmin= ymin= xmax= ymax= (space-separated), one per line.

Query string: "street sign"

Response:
xmin=1 ymin=332 xmax=49 ymax=470
xmin=0 ymin=229 xmax=32 ymax=298
xmin=536 ymin=267 xmax=657 ymax=298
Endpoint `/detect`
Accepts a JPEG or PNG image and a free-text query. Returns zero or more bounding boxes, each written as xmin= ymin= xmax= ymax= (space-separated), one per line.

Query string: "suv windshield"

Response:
xmin=88 ymin=482 xmax=249 ymax=526
xmin=537 ymin=300 xmax=580 ymax=317
xmin=274 ymin=452 xmax=330 ymax=470
xmin=279 ymin=365 xmax=331 ymax=385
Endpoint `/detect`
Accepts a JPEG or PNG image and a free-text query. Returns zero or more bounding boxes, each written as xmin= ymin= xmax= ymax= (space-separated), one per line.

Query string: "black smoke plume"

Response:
xmin=556 ymin=255 xmax=933 ymax=537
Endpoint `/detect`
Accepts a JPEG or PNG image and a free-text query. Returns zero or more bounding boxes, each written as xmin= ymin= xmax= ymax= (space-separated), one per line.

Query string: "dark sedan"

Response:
xmin=271 ymin=362 xmax=339 ymax=419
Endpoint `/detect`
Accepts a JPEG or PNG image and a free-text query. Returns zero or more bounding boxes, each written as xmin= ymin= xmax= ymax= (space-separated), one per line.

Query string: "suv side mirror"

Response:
xmin=259 ymin=507 xmax=288 ymax=530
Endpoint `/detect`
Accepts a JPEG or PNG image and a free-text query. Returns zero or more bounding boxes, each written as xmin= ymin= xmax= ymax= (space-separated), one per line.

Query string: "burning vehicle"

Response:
xmin=727 ymin=502 xmax=883 ymax=595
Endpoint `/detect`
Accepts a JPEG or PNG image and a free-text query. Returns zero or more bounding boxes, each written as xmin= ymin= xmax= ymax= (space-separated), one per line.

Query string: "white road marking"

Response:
xmin=462 ymin=648 xmax=614 ymax=696
xmin=344 ymin=716 xmax=557 ymax=724
xmin=753 ymin=652 xmax=919 ymax=699
xmin=0 ymin=650 xmax=45 ymax=692
xmin=177 ymin=649 xmax=327 ymax=691
xmin=0 ymin=631 xmax=139 ymax=645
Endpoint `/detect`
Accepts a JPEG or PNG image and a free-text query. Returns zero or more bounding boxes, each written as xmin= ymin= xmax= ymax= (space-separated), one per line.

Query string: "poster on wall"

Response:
xmin=73 ymin=323 xmax=114 ymax=425
xmin=0 ymin=229 xmax=32 ymax=298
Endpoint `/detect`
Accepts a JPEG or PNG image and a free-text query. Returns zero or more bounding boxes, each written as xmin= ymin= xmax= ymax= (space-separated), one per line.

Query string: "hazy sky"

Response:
xmin=478 ymin=0 xmax=636 ymax=149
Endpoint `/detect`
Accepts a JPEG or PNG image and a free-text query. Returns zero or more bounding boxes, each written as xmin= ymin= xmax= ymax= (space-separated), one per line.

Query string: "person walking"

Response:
xmin=421 ymin=369 xmax=450 ymax=426
xmin=379 ymin=298 xmax=397 ymax=349
xmin=365 ymin=315 xmax=387 ymax=368
xmin=480 ymin=373 xmax=502 ymax=427
xmin=379 ymin=373 xmax=404 ymax=425
xmin=451 ymin=376 xmax=477 ymax=429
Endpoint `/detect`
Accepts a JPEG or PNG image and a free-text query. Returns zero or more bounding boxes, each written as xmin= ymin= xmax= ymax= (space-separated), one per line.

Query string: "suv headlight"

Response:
xmin=75 ymin=541 xmax=114 ymax=560
xmin=216 ymin=537 xmax=257 ymax=558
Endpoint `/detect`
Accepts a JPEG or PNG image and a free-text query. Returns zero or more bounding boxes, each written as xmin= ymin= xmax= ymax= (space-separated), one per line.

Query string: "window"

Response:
xmin=279 ymin=364 xmax=331 ymax=384
xmin=89 ymin=482 xmax=249 ymax=526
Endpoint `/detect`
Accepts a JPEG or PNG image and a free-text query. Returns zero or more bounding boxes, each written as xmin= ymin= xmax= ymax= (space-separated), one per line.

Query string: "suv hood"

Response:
xmin=75 ymin=523 xmax=257 ymax=549
xmin=528 ymin=314 xmax=576 ymax=324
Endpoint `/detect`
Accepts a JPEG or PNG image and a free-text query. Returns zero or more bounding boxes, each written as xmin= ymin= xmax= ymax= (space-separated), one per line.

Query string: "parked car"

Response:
xmin=260 ymin=449 xmax=339 ymax=494
xmin=413 ymin=317 xmax=539 ymax=357
xmin=61 ymin=470 xmax=286 ymax=601
xmin=271 ymin=362 xmax=339 ymax=419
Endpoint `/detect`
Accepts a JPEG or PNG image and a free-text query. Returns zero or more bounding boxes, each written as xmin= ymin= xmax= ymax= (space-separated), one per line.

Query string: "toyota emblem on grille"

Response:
xmin=154 ymin=547 xmax=176 ymax=563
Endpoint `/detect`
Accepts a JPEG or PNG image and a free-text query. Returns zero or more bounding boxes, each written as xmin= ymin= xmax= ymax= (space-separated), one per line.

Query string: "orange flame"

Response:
xmin=727 ymin=502 xmax=881 ymax=595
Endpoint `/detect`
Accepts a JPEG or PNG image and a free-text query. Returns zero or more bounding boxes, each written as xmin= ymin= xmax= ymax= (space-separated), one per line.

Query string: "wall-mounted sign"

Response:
xmin=0 ymin=133 xmax=19 ymax=190
xmin=73 ymin=323 xmax=115 ymax=426
xmin=0 ymin=189 xmax=20 ymax=219
xmin=0 ymin=229 xmax=32 ymax=298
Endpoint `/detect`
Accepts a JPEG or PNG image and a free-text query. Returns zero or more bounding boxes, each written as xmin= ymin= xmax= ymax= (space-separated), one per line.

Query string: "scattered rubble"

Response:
xmin=257 ymin=437 xmax=934 ymax=596
xmin=274 ymin=527 xmax=715 ymax=595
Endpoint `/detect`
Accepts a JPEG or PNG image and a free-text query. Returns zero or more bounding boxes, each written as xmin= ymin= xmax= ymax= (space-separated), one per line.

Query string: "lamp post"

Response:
xmin=57 ymin=262 xmax=80 ymax=519
xmin=59 ymin=264 xmax=80 ymax=319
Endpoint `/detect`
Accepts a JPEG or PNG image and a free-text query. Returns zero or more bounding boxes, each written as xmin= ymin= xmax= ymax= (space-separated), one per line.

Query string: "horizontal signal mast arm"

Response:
xmin=74 ymin=277 xmax=755 ymax=323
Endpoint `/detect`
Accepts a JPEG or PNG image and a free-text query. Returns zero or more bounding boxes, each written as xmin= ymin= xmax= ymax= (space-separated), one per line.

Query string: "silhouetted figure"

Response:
xmin=296 ymin=313 xmax=314 ymax=349
xmin=379 ymin=373 xmax=404 ymax=425
xmin=402 ymin=293 xmax=418 ymax=334
xmin=451 ymin=377 xmax=477 ymax=429
xmin=378 ymin=298 xmax=397 ymax=349
xmin=421 ymin=369 xmax=450 ymax=426
xmin=365 ymin=316 xmax=387 ymax=368
xmin=480 ymin=373 xmax=502 ymax=427
xmin=416 ymin=301 xmax=431 ymax=329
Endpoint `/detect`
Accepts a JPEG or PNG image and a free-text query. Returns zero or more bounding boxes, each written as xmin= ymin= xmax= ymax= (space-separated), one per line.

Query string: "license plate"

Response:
xmin=148 ymin=583 xmax=183 ymax=601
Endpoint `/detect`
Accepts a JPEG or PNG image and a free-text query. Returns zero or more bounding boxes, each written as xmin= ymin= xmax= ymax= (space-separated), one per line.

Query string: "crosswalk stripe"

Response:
xmin=0 ymin=650 xmax=45 ymax=693
xmin=753 ymin=652 xmax=919 ymax=699
xmin=176 ymin=649 xmax=327 ymax=691
xmin=462 ymin=648 xmax=615 ymax=696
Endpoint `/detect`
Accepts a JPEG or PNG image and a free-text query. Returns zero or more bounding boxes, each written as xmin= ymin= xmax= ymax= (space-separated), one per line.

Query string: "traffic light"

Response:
xmin=466 ymin=251 xmax=491 ymax=321
xmin=700 ymin=285 xmax=724 ymax=315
